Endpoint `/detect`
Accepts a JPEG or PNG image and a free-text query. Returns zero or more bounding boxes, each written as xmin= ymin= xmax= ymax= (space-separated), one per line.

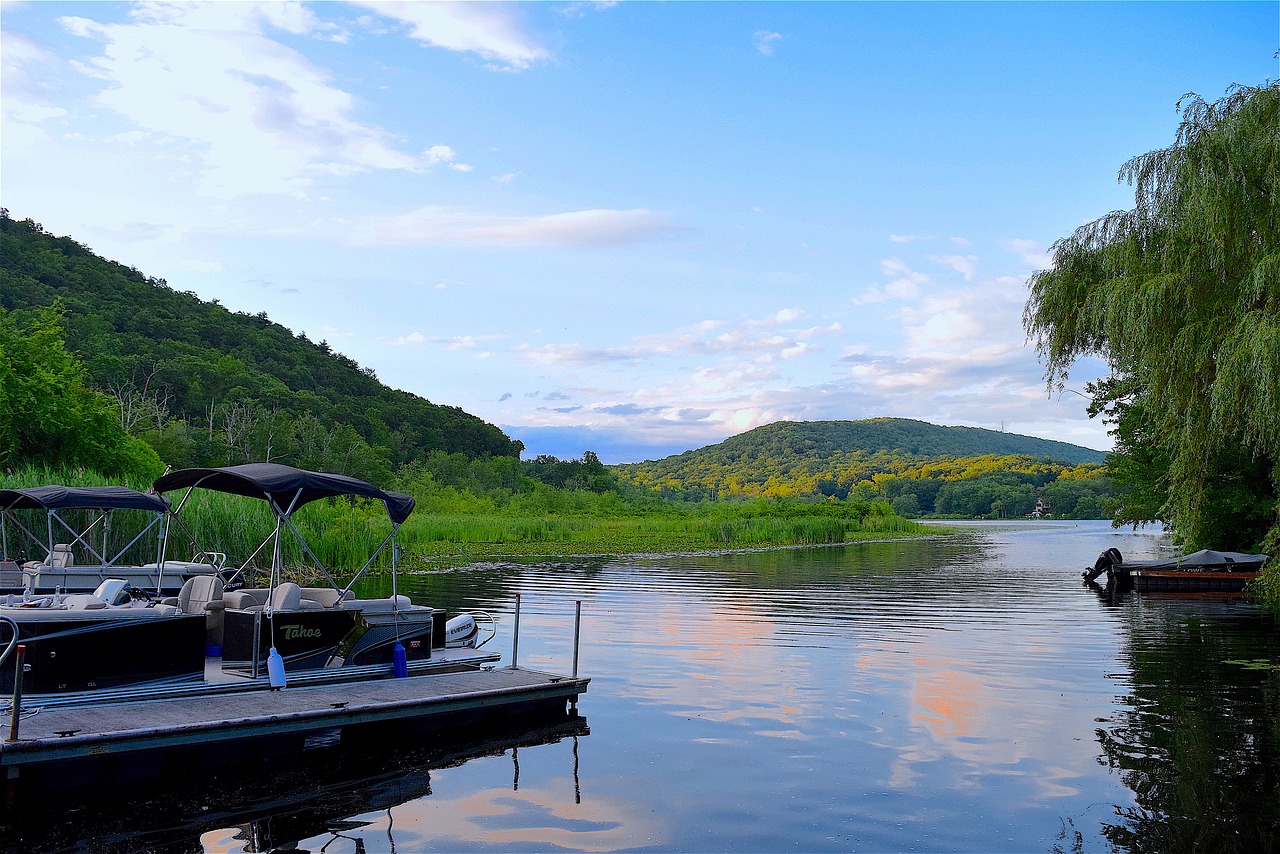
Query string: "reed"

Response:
xmin=2 ymin=465 xmax=931 ymax=574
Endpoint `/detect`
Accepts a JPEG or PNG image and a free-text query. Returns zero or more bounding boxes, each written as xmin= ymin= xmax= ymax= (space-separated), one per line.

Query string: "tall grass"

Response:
xmin=3 ymin=465 xmax=931 ymax=575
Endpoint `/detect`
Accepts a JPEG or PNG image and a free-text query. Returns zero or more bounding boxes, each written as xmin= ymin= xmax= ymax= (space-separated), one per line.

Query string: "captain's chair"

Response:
xmin=165 ymin=575 xmax=227 ymax=645
xmin=24 ymin=543 xmax=74 ymax=571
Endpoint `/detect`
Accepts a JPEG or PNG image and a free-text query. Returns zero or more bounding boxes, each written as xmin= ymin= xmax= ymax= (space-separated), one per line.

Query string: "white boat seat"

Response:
xmin=162 ymin=575 xmax=226 ymax=645
xmin=342 ymin=594 xmax=414 ymax=614
xmin=223 ymin=588 xmax=269 ymax=610
xmin=142 ymin=561 xmax=219 ymax=573
xmin=269 ymin=582 xmax=302 ymax=612
xmin=299 ymin=587 xmax=355 ymax=608
xmin=231 ymin=583 xmax=309 ymax=612
xmin=24 ymin=543 xmax=75 ymax=571
xmin=0 ymin=559 xmax=31 ymax=588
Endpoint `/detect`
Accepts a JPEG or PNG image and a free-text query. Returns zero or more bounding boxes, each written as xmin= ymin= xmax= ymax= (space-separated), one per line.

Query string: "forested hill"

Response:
xmin=615 ymin=419 xmax=1107 ymax=500
xmin=0 ymin=212 xmax=520 ymax=475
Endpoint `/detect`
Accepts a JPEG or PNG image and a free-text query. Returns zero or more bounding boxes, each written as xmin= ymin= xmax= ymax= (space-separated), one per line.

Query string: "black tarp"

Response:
xmin=1120 ymin=548 xmax=1270 ymax=571
xmin=152 ymin=463 xmax=416 ymax=524
xmin=0 ymin=485 xmax=169 ymax=514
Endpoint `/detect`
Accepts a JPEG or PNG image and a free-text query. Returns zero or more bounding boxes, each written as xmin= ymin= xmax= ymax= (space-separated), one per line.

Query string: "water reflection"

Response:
xmin=6 ymin=523 xmax=1280 ymax=851
xmin=1090 ymin=593 xmax=1280 ymax=852
xmin=2 ymin=714 xmax=589 ymax=853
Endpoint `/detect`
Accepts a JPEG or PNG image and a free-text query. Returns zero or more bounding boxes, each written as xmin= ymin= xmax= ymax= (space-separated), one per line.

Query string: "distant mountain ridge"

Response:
xmin=615 ymin=418 xmax=1107 ymax=500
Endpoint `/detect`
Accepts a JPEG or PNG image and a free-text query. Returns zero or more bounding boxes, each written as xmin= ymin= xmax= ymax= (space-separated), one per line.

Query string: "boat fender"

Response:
xmin=267 ymin=646 xmax=286 ymax=689
xmin=392 ymin=641 xmax=408 ymax=678
xmin=445 ymin=613 xmax=478 ymax=648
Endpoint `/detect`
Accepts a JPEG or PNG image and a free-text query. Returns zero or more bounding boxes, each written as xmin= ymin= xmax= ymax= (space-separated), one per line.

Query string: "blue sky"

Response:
xmin=2 ymin=2 xmax=1275 ymax=462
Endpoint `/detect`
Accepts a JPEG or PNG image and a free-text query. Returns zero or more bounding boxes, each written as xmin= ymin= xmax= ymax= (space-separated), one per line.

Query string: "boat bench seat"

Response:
xmin=341 ymin=594 xmax=414 ymax=614
xmin=0 ymin=560 xmax=33 ymax=588
xmin=142 ymin=561 xmax=220 ymax=573
xmin=23 ymin=543 xmax=74 ymax=571
xmin=224 ymin=584 xmax=327 ymax=612
xmin=299 ymin=587 xmax=355 ymax=608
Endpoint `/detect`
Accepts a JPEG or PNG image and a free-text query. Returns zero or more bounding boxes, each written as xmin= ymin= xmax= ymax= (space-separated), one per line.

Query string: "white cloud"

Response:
xmin=754 ymin=30 xmax=783 ymax=57
xmin=352 ymin=207 xmax=675 ymax=246
xmin=390 ymin=331 xmax=503 ymax=350
xmin=889 ymin=233 xmax=922 ymax=244
xmin=423 ymin=144 xmax=473 ymax=172
xmin=55 ymin=3 xmax=438 ymax=199
xmin=1000 ymin=238 xmax=1051 ymax=269
xmin=928 ymin=254 xmax=979 ymax=280
xmin=353 ymin=1 xmax=549 ymax=70
xmin=853 ymin=257 xmax=930 ymax=304
xmin=1 ymin=31 xmax=70 ymax=154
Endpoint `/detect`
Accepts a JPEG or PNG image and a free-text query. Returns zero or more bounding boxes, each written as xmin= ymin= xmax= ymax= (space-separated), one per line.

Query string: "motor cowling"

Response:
xmin=445 ymin=613 xmax=479 ymax=648
xmin=1083 ymin=547 xmax=1123 ymax=582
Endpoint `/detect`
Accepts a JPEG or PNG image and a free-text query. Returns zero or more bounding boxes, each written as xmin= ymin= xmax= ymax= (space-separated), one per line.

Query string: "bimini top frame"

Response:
xmin=152 ymin=463 xmax=416 ymax=596
xmin=0 ymin=485 xmax=170 ymax=571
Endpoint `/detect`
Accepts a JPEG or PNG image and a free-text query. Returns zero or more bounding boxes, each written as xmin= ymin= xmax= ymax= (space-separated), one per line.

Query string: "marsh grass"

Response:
xmin=3 ymin=465 xmax=931 ymax=575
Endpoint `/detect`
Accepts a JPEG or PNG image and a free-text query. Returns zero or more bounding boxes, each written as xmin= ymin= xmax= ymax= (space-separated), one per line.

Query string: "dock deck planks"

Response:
xmin=3 ymin=666 xmax=588 ymax=768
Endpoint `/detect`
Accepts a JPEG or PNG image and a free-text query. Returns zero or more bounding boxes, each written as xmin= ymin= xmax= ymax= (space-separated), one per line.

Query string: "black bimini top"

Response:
xmin=152 ymin=463 xmax=416 ymax=524
xmin=0 ymin=485 xmax=169 ymax=514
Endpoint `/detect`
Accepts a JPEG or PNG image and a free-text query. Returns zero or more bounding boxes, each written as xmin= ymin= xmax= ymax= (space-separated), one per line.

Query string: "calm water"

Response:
xmin=6 ymin=521 xmax=1280 ymax=852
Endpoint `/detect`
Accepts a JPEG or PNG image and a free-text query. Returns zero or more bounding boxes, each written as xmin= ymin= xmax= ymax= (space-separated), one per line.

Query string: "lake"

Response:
xmin=5 ymin=520 xmax=1279 ymax=852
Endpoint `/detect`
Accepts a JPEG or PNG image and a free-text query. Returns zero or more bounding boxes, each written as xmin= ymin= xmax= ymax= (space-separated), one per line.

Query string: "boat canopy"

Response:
xmin=0 ymin=485 xmax=169 ymax=514
xmin=152 ymin=463 xmax=416 ymax=524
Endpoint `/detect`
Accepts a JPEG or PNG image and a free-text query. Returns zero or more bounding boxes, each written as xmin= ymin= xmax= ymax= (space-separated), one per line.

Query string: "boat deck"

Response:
xmin=2 ymin=664 xmax=588 ymax=771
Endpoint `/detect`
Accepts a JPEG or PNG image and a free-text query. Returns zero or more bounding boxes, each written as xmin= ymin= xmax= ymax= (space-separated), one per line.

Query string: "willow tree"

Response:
xmin=1024 ymin=83 xmax=1280 ymax=552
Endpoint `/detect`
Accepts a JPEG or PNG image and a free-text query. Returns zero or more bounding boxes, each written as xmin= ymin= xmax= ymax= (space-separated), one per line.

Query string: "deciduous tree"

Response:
xmin=1024 ymin=83 xmax=1280 ymax=550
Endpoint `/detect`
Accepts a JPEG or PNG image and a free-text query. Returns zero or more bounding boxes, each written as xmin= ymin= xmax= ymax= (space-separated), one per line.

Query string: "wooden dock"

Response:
xmin=2 ymin=665 xmax=589 ymax=773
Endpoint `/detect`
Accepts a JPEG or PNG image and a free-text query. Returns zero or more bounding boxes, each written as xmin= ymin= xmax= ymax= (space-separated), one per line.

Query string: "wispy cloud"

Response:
xmin=352 ymin=1 xmax=549 ymax=70
xmin=352 ymin=207 xmax=676 ymax=247
xmin=928 ymin=254 xmax=979 ymax=280
xmin=754 ymin=30 xmax=783 ymax=56
xmin=1000 ymin=238 xmax=1050 ymax=269
xmin=56 ymin=3 xmax=433 ymax=199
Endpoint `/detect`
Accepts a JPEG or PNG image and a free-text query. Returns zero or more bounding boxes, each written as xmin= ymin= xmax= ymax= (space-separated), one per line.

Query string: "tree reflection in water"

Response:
xmin=1090 ymin=589 xmax=1280 ymax=853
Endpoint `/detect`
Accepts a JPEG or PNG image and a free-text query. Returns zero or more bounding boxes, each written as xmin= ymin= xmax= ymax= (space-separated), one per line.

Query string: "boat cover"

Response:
xmin=152 ymin=463 xmax=416 ymax=523
xmin=0 ymin=485 xmax=169 ymax=514
xmin=1121 ymin=549 xmax=1270 ymax=571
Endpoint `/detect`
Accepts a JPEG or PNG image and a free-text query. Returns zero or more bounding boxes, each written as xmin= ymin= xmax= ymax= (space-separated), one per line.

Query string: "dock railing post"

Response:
xmin=572 ymin=600 xmax=581 ymax=678
xmin=511 ymin=593 xmax=521 ymax=670
xmin=7 ymin=645 xmax=25 ymax=743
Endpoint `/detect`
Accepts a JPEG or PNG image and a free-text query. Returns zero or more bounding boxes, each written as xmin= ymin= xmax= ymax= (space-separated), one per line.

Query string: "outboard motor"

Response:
xmin=445 ymin=613 xmax=479 ymax=648
xmin=1083 ymin=548 xmax=1123 ymax=583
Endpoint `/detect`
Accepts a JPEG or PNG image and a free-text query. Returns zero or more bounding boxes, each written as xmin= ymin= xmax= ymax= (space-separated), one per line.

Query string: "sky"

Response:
xmin=2 ymin=2 xmax=1276 ymax=463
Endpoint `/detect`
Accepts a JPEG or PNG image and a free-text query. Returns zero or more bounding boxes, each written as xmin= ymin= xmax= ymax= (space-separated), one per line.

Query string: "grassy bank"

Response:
xmin=1 ymin=464 xmax=931 ymax=578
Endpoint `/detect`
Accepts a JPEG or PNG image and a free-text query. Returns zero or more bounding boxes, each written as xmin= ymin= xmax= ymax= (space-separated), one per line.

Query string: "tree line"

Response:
xmin=0 ymin=211 xmax=520 ymax=484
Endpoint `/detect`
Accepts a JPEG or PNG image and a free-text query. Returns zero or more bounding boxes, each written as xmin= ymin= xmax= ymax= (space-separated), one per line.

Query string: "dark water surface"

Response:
xmin=6 ymin=521 xmax=1280 ymax=852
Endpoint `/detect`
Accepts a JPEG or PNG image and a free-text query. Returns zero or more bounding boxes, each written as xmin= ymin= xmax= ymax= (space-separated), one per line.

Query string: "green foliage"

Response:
xmin=616 ymin=419 xmax=1104 ymax=502
xmin=616 ymin=419 xmax=1112 ymax=520
xmin=3 ymin=464 xmax=927 ymax=577
xmin=522 ymin=451 xmax=619 ymax=493
xmin=0 ymin=305 xmax=162 ymax=480
xmin=1024 ymin=83 xmax=1280 ymax=556
xmin=0 ymin=211 xmax=521 ymax=476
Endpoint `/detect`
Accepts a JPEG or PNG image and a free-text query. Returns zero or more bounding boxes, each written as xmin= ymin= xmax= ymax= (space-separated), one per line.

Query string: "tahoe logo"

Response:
xmin=282 ymin=625 xmax=323 ymax=639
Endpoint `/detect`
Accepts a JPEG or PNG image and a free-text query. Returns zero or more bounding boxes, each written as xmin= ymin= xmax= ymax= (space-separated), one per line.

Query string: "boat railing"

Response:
xmin=0 ymin=614 xmax=17 ymax=670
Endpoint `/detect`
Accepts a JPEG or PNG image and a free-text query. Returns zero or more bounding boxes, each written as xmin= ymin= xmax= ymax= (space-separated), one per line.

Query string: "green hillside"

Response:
xmin=0 ymin=211 xmax=520 ymax=478
xmin=616 ymin=419 xmax=1109 ymax=504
